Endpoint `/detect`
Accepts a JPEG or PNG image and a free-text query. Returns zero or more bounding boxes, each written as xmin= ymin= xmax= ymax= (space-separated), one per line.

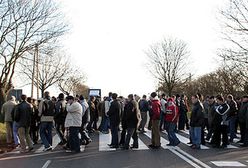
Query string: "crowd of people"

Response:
xmin=1 ymin=91 xmax=248 ymax=153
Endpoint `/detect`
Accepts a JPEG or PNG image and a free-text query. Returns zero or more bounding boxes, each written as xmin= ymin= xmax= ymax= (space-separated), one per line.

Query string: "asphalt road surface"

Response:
xmin=0 ymin=129 xmax=248 ymax=168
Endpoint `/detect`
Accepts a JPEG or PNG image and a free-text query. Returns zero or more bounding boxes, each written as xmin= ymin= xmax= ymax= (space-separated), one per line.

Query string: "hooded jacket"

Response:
xmin=213 ymin=103 xmax=230 ymax=127
xmin=151 ymin=97 xmax=161 ymax=120
xmin=65 ymin=101 xmax=82 ymax=127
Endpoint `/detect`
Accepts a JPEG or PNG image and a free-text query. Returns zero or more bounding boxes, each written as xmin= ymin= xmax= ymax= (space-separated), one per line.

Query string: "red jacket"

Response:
xmin=165 ymin=101 xmax=178 ymax=123
xmin=151 ymin=99 xmax=161 ymax=120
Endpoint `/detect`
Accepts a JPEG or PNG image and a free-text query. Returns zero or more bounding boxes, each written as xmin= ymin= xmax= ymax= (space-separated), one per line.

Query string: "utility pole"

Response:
xmin=35 ymin=44 xmax=39 ymax=99
xmin=31 ymin=48 xmax=36 ymax=98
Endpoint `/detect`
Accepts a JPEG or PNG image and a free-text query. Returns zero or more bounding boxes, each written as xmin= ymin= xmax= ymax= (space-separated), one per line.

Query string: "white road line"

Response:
xmin=35 ymin=134 xmax=60 ymax=153
xmin=174 ymin=147 xmax=211 ymax=168
xmin=0 ymin=151 xmax=63 ymax=161
xmin=80 ymin=145 xmax=85 ymax=152
xmin=211 ymin=161 xmax=246 ymax=167
xmin=52 ymin=134 xmax=60 ymax=149
xmin=178 ymin=130 xmax=238 ymax=149
xmin=144 ymin=130 xmax=210 ymax=168
xmin=99 ymin=133 xmax=116 ymax=151
xmin=131 ymin=138 xmax=149 ymax=150
xmin=42 ymin=160 xmax=51 ymax=168
xmin=162 ymin=131 xmax=210 ymax=150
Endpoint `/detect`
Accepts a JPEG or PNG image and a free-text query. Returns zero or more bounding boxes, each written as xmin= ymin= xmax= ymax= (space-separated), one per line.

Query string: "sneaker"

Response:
xmin=43 ymin=146 xmax=52 ymax=152
xmin=85 ymin=139 xmax=92 ymax=145
xmin=28 ymin=147 xmax=34 ymax=152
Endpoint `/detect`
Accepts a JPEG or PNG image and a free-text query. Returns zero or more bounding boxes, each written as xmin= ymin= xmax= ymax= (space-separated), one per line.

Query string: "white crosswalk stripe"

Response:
xmin=1 ymin=129 xmax=244 ymax=157
xmin=162 ymin=131 xmax=210 ymax=149
xmin=211 ymin=161 xmax=247 ymax=167
xmin=180 ymin=129 xmax=238 ymax=149
xmin=99 ymin=132 xmax=116 ymax=151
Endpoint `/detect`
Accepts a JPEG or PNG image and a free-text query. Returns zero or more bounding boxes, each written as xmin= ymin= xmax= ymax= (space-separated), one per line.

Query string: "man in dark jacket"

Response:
xmin=38 ymin=91 xmax=55 ymax=152
xmin=138 ymin=95 xmax=149 ymax=133
xmin=206 ymin=96 xmax=217 ymax=142
xmin=54 ymin=93 xmax=67 ymax=145
xmin=226 ymin=94 xmax=238 ymax=143
xmin=212 ymin=95 xmax=230 ymax=148
xmin=107 ymin=93 xmax=121 ymax=148
xmin=238 ymin=95 xmax=248 ymax=147
xmin=14 ymin=95 xmax=33 ymax=153
xmin=122 ymin=94 xmax=140 ymax=149
xmin=190 ymin=95 xmax=204 ymax=149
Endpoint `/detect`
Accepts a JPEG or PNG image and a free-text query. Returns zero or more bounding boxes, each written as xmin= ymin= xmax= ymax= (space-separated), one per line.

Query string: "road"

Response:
xmin=0 ymin=129 xmax=248 ymax=168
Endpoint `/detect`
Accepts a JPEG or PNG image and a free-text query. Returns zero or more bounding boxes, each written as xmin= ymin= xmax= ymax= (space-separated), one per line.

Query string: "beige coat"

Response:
xmin=65 ymin=101 xmax=82 ymax=128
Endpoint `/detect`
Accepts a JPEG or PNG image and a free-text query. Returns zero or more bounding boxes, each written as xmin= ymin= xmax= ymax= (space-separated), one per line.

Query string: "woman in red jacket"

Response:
xmin=165 ymin=98 xmax=180 ymax=146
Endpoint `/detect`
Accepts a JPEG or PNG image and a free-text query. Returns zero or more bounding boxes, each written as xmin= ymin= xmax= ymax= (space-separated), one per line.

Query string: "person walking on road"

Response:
xmin=65 ymin=96 xmax=83 ymax=153
xmin=190 ymin=95 xmax=204 ymax=149
xmin=238 ymin=95 xmax=248 ymax=147
xmin=1 ymin=96 xmax=17 ymax=148
xmin=54 ymin=93 xmax=67 ymax=145
xmin=107 ymin=93 xmax=121 ymax=148
xmin=38 ymin=91 xmax=55 ymax=152
xmin=138 ymin=95 xmax=149 ymax=133
xmin=14 ymin=95 xmax=33 ymax=153
xmin=165 ymin=98 xmax=180 ymax=146
xmin=149 ymin=92 xmax=161 ymax=149
xmin=212 ymin=95 xmax=230 ymax=148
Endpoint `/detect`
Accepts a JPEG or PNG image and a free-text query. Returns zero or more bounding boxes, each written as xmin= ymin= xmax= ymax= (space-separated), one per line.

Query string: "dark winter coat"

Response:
xmin=14 ymin=101 xmax=32 ymax=128
xmin=107 ymin=100 xmax=121 ymax=127
xmin=227 ymin=100 xmax=238 ymax=117
xmin=123 ymin=100 xmax=138 ymax=128
xmin=54 ymin=99 xmax=67 ymax=124
xmin=139 ymin=99 xmax=149 ymax=112
xmin=238 ymin=102 xmax=248 ymax=127
xmin=190 ymin=101 xmax=204 ymax=127
xmin=212 ymin=103 xmax=230 ymax=128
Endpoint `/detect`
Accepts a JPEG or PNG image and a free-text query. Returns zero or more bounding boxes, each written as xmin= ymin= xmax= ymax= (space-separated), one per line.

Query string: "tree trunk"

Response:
xmin=0 ymin=87 xmax=7 ymax=123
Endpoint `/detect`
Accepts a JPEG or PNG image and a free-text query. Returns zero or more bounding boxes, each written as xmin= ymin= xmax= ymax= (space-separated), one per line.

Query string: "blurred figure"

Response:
xmin=1 ymin=96 xmax=17 ymax=147
xmin=14 ymin=95 xmax=33 ymax=153
xmin=165 ymin=98 xmax=180 ymax=146
xmin=107 ymin=93 xmax=121 ymax=148
xmin=54 ymin=93 xmax=67 ymax=145
xmin=138 ymin=95 xmax=149 ymax=133
xmin=149 ymin=92 xmax=161 ymax=149
xmin=38 ymin=91 xmax=55 ymax=152
xmin=65 ymin=96 xmax=83 ymax=153
xmin=190 ymin=95 xmax=204 ymax=149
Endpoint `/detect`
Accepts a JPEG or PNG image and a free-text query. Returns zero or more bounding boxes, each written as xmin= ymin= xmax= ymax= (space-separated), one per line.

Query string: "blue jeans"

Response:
xmin=190 ymin=127 xmax=201 ymax=147
xmin=13 ymin=122 xmax=20 ymax=145
xmin=40 ymin=122 xmax=53 ymax=148
xmin=166 ymin=122 xmax=180 ymax=145
xmin=229 ymin=116 xmax=237 ymax=140
xmin=102 ymin=117 xmax=110 ymax=132
xmin=69 ymin=127 xmax=80 ymax=152
xmin=110 ymin=125 xmax=119 ymax=146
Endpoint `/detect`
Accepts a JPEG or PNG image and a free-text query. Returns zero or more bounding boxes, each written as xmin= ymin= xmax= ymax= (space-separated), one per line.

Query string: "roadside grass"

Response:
xmin=0 ymin=123 xmax=6 ymax=144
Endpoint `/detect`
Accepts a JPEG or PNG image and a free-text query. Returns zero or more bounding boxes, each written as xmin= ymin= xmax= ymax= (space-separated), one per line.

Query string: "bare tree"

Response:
xmin=218 ymin=0 xmax=248 ymax=73
xmin=58 ymin=70 xmax=87 ymax=96
xmin=20 ymin=49 xmax=73 ymax=97
xmin=0 ymin=0 xmax=67 ymax=107
xmin=146 ymin=37 xmax=189 ymax=96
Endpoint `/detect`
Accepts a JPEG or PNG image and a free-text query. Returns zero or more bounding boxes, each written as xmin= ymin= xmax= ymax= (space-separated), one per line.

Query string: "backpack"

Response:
xmin=42 ymin=100 xmax=55 ymax=116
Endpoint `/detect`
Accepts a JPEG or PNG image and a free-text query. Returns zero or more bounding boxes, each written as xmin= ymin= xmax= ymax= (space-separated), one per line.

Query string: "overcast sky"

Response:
xmin=22 ymin=0 xmax=229 ymax=98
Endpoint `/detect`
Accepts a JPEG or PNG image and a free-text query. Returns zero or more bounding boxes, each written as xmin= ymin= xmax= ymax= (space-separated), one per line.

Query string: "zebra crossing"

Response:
xmin=0 ymin=130 xmax=247 ymax=167
xmin=1 ymin=129 xmax=244 ymax=155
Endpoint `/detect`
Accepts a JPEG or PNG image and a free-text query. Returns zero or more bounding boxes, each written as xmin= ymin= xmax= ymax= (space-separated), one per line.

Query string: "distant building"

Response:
xmin=8 ymin=89 xmax=22 ymax=101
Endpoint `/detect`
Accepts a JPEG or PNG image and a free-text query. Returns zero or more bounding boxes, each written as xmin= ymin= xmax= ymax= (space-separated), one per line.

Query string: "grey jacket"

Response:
xmin=1 ymin=100 xmax=17 ymax=122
